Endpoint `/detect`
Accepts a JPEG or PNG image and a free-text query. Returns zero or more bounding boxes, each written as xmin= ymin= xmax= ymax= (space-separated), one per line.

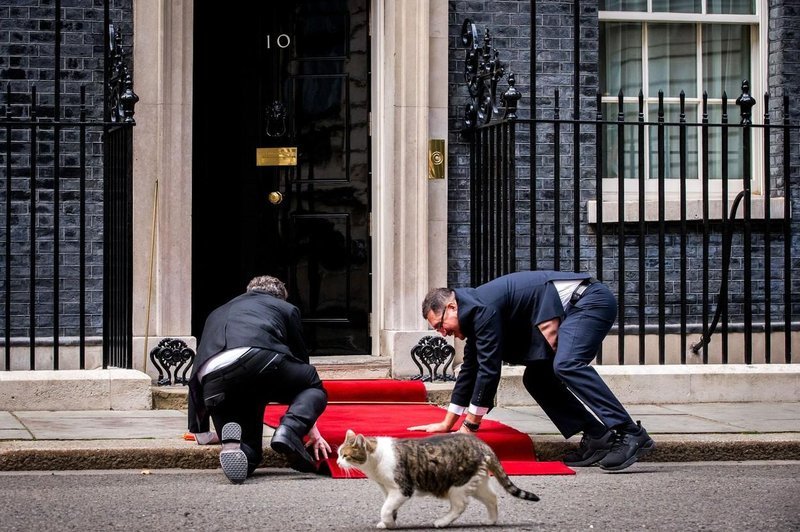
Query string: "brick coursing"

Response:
xmin=0 ymin=0 xmax=132 ymax=338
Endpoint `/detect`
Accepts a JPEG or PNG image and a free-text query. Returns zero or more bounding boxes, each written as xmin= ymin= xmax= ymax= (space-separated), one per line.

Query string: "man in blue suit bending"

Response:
xmin=408 ymin=271 xmax=654 ymax=471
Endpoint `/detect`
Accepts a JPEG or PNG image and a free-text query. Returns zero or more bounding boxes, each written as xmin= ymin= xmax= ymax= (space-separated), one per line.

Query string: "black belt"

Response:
xmin=570 ymin=277 xmax=599 ymax=305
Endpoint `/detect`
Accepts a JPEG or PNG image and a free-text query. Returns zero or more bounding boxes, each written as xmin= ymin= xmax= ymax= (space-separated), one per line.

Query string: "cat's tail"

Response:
xmin=486 ymin=456 xmax=540 ymax=502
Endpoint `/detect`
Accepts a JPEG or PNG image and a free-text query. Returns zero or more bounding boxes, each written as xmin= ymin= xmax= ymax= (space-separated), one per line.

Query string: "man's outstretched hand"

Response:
xmin=407 ymin=421 xmax=451 ymax=433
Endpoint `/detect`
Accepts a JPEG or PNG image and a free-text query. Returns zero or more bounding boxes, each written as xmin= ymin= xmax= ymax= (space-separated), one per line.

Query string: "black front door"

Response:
xmin=193 ymin=1 xmax=371 ymax=356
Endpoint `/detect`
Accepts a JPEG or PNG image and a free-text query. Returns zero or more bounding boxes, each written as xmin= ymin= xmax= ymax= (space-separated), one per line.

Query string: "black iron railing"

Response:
xmin=0 ymin=6 xmax=136 ymax=370
xmin=458 ymin=13 xmax=798 ymax=366
xmin=466 ymin=84 xmax=797 ymax=364
xmin=101 ymin=21 xmax=138 ymax=370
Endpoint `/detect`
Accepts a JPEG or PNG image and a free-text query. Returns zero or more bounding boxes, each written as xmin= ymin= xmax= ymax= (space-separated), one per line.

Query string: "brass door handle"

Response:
xmin=268 ymin=191 xmax=283 ymax=205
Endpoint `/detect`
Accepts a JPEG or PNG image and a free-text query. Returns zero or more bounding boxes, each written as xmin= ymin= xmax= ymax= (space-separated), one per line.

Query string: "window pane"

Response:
xmin=649 ymin=104 xmax=698 ymax=180
xmin=600 ymin=23 xmax=643 ymax=96
xmin=649 ymin=23 xmax=697 ymax=97
xmin=652 ymin=0 xmax=700 ymax=13
xmin=706 ymin=104 xmax=744 ymax=180
xmin=703 ymin=24 xmax=750 ymax=99
xmin=707 ymin=0 xmax=755 ymax=14
xmin=600 ymin=0 xmax=646 ymax=10
xmin=602 ymin=104 xmax=642 ymax=179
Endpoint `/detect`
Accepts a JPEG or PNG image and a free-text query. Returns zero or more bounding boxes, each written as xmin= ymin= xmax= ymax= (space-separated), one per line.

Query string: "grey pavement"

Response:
xmin=1 ymin=400 xmax=799 ymax=472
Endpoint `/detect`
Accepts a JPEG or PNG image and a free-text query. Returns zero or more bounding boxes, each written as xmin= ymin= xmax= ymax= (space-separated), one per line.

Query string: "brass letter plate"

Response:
xmin=256 ymin=147 xmax=297 ymax=167
xmin=428 ymin=139 xmax=445 ymax=179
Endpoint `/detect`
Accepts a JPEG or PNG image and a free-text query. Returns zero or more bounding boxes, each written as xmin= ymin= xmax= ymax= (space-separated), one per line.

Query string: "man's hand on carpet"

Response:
xmin=407 ymin=421 xmax=451 ymax=433
xmin=306 ymin=424 xmax=331 ymax=460
xmin=192 ymin=431 xmax=221 ymax=445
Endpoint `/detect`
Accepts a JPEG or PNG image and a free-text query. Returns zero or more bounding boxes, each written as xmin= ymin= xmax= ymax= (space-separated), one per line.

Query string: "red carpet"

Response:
xmin=263 ymin=379 xmax=574 ymax=477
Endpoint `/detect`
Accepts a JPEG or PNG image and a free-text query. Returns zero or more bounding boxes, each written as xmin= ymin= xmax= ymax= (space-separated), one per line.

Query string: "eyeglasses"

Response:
xmin=432 ymin=305 xmax=448 ymax=331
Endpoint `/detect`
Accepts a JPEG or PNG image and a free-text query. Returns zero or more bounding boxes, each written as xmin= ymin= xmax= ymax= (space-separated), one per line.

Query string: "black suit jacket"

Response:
xmin=194 ymin=289 xmax=308 ymax=367
xmin=188 ymin=289 xmax=308 ymax=432
xmin=450 ymin=270 xmax=592 ymax=410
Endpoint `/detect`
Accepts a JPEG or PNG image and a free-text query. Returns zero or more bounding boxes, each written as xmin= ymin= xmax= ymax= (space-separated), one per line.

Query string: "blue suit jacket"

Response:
xmin=450 ymin=271 xmax=592 ymax=410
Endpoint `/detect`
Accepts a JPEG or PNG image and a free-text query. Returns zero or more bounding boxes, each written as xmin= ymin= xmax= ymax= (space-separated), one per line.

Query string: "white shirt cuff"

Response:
xmin=193 ymin=431 xmax=220 ymax=445
xmin=468 ymin=404 xmax=490 ymax=416
xmin=447 ymin=403 xmax=466 ymax=415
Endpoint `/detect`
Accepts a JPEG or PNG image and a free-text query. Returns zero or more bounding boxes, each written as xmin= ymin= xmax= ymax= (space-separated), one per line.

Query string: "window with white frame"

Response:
xmin=597 ymin=0 xmax=764 ymax=207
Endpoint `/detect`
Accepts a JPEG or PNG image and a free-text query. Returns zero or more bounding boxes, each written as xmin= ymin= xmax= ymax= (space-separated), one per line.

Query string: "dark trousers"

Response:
xmin=523 ymin=282 xmax=633 ymax=439
xmin=200 ymin=348 xmax=327 ymax=473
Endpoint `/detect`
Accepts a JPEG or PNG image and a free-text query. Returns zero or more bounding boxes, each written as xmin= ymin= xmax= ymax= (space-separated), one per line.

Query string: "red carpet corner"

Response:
xmin=264 ymin=379 xmax=574 ymax=477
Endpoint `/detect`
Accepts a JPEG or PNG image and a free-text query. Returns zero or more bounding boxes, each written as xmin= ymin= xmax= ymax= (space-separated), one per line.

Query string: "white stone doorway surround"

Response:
xmin=130 ymin=0 xmax=452 ymax=380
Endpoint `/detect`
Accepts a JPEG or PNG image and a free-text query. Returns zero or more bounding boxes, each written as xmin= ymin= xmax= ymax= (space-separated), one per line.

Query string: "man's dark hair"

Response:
xmin=421 ymin=288 xmax=454 ymax=319
xmin=247 ymin=275 xmax=288 ymax=300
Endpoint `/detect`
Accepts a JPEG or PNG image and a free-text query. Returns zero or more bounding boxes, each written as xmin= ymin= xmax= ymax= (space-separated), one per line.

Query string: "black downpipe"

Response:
xmin=689 ymin=190 xmax=746 ymax=355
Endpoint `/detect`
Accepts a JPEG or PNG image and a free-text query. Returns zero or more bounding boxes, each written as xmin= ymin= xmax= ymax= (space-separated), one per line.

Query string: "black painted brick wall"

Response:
xmin=0 ymin=0 xmax=133 ymax=339
xmin=768 ymin=0 xmax=800 ymax=315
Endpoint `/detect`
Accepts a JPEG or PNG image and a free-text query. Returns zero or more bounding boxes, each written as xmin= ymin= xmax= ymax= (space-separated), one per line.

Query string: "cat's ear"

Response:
xmin=345 ymin=429 xmax=356 ymax=440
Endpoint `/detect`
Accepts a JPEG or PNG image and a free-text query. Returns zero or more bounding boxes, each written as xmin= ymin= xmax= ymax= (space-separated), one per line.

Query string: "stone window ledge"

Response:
xmin=586 ymin=196 xmax=786 ymax=224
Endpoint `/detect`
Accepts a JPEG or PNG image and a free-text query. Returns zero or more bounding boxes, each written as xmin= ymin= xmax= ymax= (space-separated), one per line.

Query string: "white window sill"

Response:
xmin=586 ymin=196 xmax=786 ymax=224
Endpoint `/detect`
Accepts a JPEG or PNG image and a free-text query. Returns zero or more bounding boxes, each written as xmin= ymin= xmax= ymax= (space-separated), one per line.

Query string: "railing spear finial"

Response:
xmin=735 ymin=80 xmax=756 ymax=125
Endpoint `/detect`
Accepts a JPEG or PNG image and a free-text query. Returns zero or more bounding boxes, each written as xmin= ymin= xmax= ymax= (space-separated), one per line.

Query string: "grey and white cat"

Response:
xmin=336 ymin=429 xmax=540 ymax=529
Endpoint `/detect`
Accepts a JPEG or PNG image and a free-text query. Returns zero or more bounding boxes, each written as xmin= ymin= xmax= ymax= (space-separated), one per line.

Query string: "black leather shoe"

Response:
xmin=598 ymin=421 xmax=655 ymax=471
xmin=270 ymin=425 xmax=317 ymax=473
xmin=562 ymin=430 xmax=615 ymax=467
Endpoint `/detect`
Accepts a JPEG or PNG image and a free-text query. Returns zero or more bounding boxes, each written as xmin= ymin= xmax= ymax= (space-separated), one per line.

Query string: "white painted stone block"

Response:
xmin=495 ymin=364 xmax=800 ymax=405
xmin=0 ymin=369 xmax=152 ymax=411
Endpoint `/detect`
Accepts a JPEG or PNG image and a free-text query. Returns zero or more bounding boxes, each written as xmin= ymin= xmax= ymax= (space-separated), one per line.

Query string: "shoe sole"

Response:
xmin=598 ymin=439 xmax=656 ymax=472
xmin=220 ymin=423 xmax=248 ymax=484
xmin=563 ymin=449 xmax=610 ymax=467
xmin=220 ymin=449 xmax=249 ymax=484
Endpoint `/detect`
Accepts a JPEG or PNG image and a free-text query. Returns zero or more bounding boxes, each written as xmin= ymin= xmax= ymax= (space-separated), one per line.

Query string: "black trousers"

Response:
xmin=200 ymin=348 xmax=327 ymax=473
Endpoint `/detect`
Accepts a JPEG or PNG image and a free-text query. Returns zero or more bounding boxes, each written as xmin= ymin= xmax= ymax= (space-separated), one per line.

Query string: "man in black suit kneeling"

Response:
xmin=188 ymin=275 xmax=330 ymax=483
